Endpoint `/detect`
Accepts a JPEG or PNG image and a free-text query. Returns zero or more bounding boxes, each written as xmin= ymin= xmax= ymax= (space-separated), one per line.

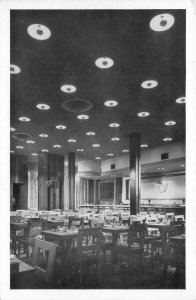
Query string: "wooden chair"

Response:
xmin=115 ymin=224 xmax=146 ymax=274
xmin=32 ymin=239 xmax=57 ymax=283
xmin=63 ymin=228 xmax=103 ymax=288
xmin=18 ymin=219 xmax=44 ymax=259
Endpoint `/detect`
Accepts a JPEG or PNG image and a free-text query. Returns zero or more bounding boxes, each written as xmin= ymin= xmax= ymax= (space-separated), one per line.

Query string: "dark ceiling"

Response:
xmin=10 ymin=10 xmax=185 ymax=162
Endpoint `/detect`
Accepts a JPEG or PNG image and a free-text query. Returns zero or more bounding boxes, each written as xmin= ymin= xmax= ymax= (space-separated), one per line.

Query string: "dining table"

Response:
xmin=169 ymin=234 xmax=185 ymax=276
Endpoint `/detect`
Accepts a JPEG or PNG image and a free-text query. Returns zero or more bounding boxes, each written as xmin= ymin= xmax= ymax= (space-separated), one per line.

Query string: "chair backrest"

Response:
xmin=128 ymin=224 xmax=146 ymax=247
xmin=70 ymin=218 xmax=82 ymax=228
xmin=32 ymin=239 xmax=57 ymax=282
xmin=90 ymin=219 xmax=104 ymax=227
xmin=28 ymin=219 xmax=44 ymax=239
xmin=43 ymin=220 xmax=64 ymax=230
xmin=166 ymin=212 xmax=175 ymax=221
xmin=76 ymin=228 xmax=103 ymax=259
xmin=174 ymin=215 xmax=184 ymax=222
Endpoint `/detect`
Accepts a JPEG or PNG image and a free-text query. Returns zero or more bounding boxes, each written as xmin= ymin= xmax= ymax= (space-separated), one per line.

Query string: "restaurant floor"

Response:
xmin=13 ymin=253 xmax=185 ymax=289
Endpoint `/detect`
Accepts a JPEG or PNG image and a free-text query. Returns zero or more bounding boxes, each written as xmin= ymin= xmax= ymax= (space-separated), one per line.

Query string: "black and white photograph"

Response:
xmin=0 ymin=0 xmax=196 ymax=299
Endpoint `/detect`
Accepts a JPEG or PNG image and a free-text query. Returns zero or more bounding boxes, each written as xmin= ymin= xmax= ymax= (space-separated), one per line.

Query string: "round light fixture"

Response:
xmin=141 ymin=80 xmax=158 ymax=89
xmin=176 ymin=97 xmax=186 ymax=104
xmin=122 ymin=149 xmax=129 ymax=153
xmin=180 ymin=164 xmax=185 ymax=167
xmin=111 ymin=137 xmax=120 ymax=141
xmin=163 ymin=137 xmax=172 ymax=142
xmin=41 ymin=149 xmax=48 ymax=152
xmin=27 ymin=24 xmax=51 ymax=40
xmin=77 ymin=114 xmax=89 ymax=120
xmin=60 ymin=85 xmax=77 ymax=93
xmin=31 ymin=153 xmax=38 ymax=156
xmin=141 ymin=144 xmax=148 ymax=148
xmin=107 ymin=153 xmax=114 ymax=156
xmin=68 ymin=139 xmax=76 ymax=143
xmin=53 ymin=145 xmax=61 ymax=148
xmin=26 ymin=140 xmax=35 ymax=144
xmin=109 ymin=123 xmax=120 ymax=128
xmin=95 ymin=57 xmax=114 ymax=69
xmin=10 ymin=64 xmax=21 ymax=74
xmin=10 ymin=127 xmax=16 ymax=132
xmin=92 ymin=144 xmax=100 ymax=148
xmin=10 ymin=150 xmax=15 ymax=153
xmin=150 ymin=14 xmax=175 ymax=32
xmin=86 ymin=132 xmax=96 ymax=136
xmin=137 ymin=112 xmax=150 ymax=117
xmin=18 ymin=116 xmax=31 ymax=122
xmin=39 ymin=133 xmax=48 ymax=137
xmin=165 ymin=121 xmax=176 ymax=126
xmin=104 ymin=100 xmax=118 ymax=107
xmin=77 ymin=149 xmax=84 ymax=152
xmin=56 ymin=125 xmax=66 ymax=130
xmin=142 ymin=170 xmax=145 ymax=173
xmin=36 ymin=104 xmax=50 ymax=110
xmin=95 ymin=157 xmax=101 ymax=160
xmin=16 ymin=146 xmax=24 ymax=149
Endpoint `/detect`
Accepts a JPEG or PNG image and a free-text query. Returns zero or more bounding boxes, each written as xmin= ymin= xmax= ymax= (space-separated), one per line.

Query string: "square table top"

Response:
xmin=102 ymin=225 xmax=129 ymax=234
xmin=42 ymin=229 xmax=78 ymax=239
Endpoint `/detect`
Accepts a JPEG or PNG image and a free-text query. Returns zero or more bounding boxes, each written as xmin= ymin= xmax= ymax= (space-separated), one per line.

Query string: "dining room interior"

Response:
xmin=9 ymin=9 xmax=186 ymax=290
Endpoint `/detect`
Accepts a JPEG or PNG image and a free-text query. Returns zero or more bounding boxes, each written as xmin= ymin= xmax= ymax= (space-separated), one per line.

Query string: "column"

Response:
xmin=129 ymin=132 xmax=141 ymax=215
xmin=68 ymin=152 xmax=75 ymax=210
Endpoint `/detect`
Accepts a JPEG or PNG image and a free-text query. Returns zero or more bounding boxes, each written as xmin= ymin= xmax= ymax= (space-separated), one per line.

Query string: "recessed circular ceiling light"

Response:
xmin=104 ymin=100 xmax=118 ymax=107
xmin=18 ymin=116 xmax=31 ymax=122
xmin=142 ymin=170 xmax=145 ymax=173
xmin=109 ymin=123 xmax=120 ymax=128
xmin=16 ymin=146 xmax=24 ymax=149
xmin=39 ymin=133 xmax=48 ymax=137
xmin=10 ymin=64 xmax=21 ymax=74
xmin=60 ymin=85 xmax=77 ymax=93
xmin=180 ymin=164 xmax=185 ymax=167
xmin=77 ymin=149 xmax=84 ymax=152
xmin=53 ymin=145 xmax=61 ymax=148
xmin=176 ymin=97 xmax=186 ymax=104
xmin=10 ymin=127 xmax=16 ymax=132
xmin=107 ymin=153 xmax=114 ymax=156
xmin=31 ymin=153 xmax=38 ymax=156
xmin=10 ymin=150 xmax=15 ymax=153
xmin=163 ymin=137 xmax=172 ymax=142
xmin=27 ymin=24 xmax=51 ymax=40
xmin=165 ymin=121 xmax=176 ymax=126
xmin=77 ymin=114 xmax=89 ymax=120
xmin=137 ymin=112 xmax=150 ymax=117
xmin=95 ymin=57 xmax=114 ymax=69
xmin=92 ymin=144 xmax=100 ymax=148
xmin=56 ymin=125 xmax=66 ymax=130
xmin=95 ymin=157 xmax=101 ymax=160
xmin=41 ymin=149 xmax=48 ymax=152
xmin=36 ymin=104 xmax=50 ymax=110
xmin=141 ymin=144 xmax=148 ymax=148
xmin=86 ymin=132 xmax=96 ymax=136
xmin=122 ymin=149 xmax=129 ymax=153
xmin=111 ymin=137 xmax=120 ymax=141
xmin=150 ymin=14 xmax=175 ymax=32
xmin=26 ymin=140 xmax=35 ymax=144
xmin=141 ymin=80 xmax=158 ymax=89
xmin=68 ymin=139 xmax=76 ymax=143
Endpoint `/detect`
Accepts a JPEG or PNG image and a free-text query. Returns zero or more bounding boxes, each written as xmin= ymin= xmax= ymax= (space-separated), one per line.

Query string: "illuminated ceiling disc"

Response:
xmin=10 ymin=64 xmax=21 ymax=74
xmin=165 ymin=120 xmax=176 ymax=126
xmin=77 ymin=149 xmax=84 ymax=152
xmin=56 ymin=125 xmax=66 ymax=130
xmin=122 ymin=149 xmax=129 ymax=153
xmin=107 ymin=153 xmax=114 ymax=156
xmin=60 ymin=85 xmax=77 ymax=93
xmin=109 ymin=123 xmax=120 ymax=128
xmin=92 ymin=144 xmax=100 ymax=148
xmin=150 ymin=14 xmax=175 ymax=32
xmin=16 ymin=146 xmax=24 ymax=149
xmin=86 ymin=132 xmax=96 ymax=136
xmin=95 ymin=57 xmax=114 ymax=69
xmin=41 ymin=149 xmax=48 ymax=152
xmin=77 ymin=114 xmax=89 ymax=120
xmin=53 ymin=145 xmax=61 ymax=148
xmin=141 ymin=80 xmax=158 ymax=89
xmin=95 ymin=157 xmax=101 ymax=160
xmin=26 ymin=140 xmax=35 ymax=144
xmin=104 ymin=100 xmax=118 ymax=107
xmin=10 ymin=127 xmax=16 ymax=132
xmin=111 ymin=137 xmax=120 ymax=141
xmin=39 ymin=133 xmax=48 ymax=137
xmin=141 ymin=144 xmax=148 ymax=148
xmin=137 ymin=112 xmax=150 ymax=117
xmin=31 ymin=153 xmax=38 ymax=156
xmin=68 ymin=139 xmax=76 ymax=143
xmin=27 ymin=24 xmax=51 ymax=40
xmin=36 ymin=104 xmax=50 ymax=110
xmin=176 ymin=97 xmax=186 ymax=104
xmin=18 ymin=116 xmax=31 ymax=122
xmin=163 ymin=137 xmax=172 ymax=142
